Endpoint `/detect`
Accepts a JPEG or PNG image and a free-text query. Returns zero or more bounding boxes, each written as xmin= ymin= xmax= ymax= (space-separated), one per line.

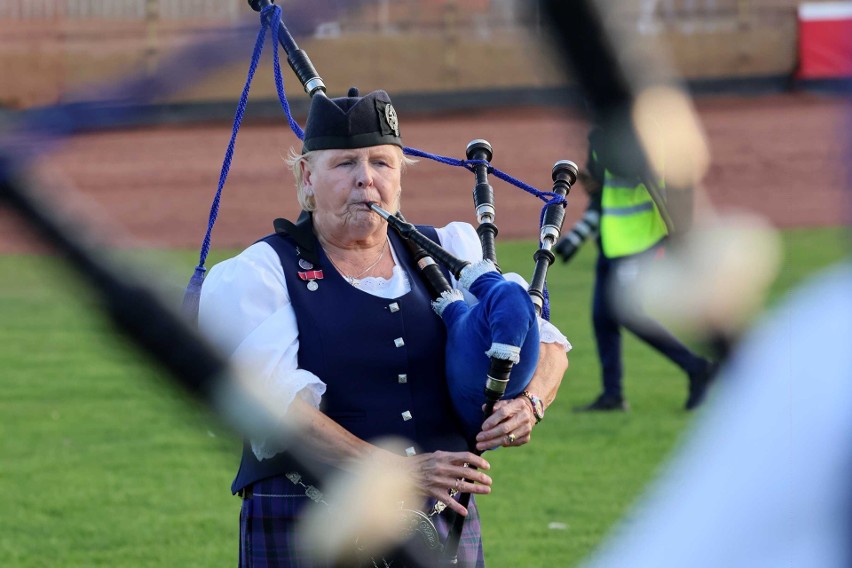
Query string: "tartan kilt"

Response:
xmin=239 ymin=475 xmax=485 ymax=567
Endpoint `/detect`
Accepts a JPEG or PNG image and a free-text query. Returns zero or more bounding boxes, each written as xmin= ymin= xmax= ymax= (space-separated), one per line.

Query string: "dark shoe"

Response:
xmin=574 ymin=394 xmax=629 ymax=412
xmin=685 ymin=361 xmax=719 ymax=410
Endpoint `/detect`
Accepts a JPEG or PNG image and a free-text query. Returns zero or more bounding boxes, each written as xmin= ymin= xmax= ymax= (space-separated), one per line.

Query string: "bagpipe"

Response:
xmin=370 ymin=157 xmax=575 ymax=566
xmin=182 ymin=0 xmax=578 ymax=564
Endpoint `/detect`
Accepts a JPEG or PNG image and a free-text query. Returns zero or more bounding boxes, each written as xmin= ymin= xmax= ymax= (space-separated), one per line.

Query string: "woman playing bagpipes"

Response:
xmin=198 ymin=87 xmax=570 ymax=567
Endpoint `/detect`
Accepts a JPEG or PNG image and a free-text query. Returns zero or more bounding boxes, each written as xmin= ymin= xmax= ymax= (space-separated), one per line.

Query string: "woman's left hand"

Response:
xmin=474 ymin=397 xmax=536 ymax=452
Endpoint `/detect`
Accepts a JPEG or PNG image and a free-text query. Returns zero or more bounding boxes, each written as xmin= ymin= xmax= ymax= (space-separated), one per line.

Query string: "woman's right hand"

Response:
xmin=403 ymin=450 xmax=492 ymax=517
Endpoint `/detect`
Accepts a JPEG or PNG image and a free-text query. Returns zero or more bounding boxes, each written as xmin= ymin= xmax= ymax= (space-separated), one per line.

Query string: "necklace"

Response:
xmin=325 ymin=238 xmax=388 ymax=286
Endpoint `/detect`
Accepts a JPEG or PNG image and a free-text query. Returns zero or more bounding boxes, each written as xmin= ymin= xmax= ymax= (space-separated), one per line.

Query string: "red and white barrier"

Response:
xmin=797 ymin=1 xmax=852 ymax=79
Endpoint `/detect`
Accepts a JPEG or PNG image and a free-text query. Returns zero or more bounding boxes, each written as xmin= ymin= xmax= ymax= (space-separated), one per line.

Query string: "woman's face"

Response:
xmin=302 ymin=145 xmax=402 ymax=241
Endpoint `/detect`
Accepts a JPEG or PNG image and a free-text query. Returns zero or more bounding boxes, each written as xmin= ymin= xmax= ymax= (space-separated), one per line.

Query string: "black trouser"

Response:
xmin=592 ymin=241 xmax=708 ymax=399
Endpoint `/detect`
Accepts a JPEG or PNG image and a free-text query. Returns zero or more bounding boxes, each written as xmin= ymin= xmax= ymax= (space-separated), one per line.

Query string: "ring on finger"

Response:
xmin=506 ymin=432 xmax=516 ymax=444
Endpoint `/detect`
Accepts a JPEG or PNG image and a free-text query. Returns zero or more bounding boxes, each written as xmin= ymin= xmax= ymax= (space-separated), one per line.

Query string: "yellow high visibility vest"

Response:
xmin=599 ymin=169 xmax=668 ymax=258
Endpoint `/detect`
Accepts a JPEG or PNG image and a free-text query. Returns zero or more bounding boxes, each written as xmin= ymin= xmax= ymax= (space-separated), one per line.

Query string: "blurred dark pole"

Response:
xmin=538 ymin=1 xmax=633 ymax=125
xmin=0 ymin=159 xmax=271 ymax=438
xmin=537 ymin=0 xmax=640 ymax=168
xmin=537 ymin=0 xmax=693 ymax=236
xmin=537 ymin=0 xmax=739 ymax=363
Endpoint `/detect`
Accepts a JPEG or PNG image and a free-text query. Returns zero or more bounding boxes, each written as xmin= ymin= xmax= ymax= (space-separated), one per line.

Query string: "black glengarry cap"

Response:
xmin=301 ymin=87 xmax=402 ymax=153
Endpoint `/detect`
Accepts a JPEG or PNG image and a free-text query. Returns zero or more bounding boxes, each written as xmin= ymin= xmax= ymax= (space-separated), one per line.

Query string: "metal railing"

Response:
xmin=0 ymin=0 xmax=240 ymax=20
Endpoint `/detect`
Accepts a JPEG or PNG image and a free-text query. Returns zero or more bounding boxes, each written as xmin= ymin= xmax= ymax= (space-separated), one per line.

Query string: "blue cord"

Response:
xmin=181 ymin=4 xmax=278 ymax=321
xmin=195 ymin=7 xmax=274 ymax=270
xmin=265 ymin=6 xmax=304 ymax=140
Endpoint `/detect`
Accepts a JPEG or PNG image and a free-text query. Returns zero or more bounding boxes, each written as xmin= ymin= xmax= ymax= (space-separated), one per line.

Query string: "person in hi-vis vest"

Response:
xmin=556 ymin=127 xmax=716 ymax=411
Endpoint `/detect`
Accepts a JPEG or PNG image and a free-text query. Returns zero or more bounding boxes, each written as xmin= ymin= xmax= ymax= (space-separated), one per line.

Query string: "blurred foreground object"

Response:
xmin=297 ymin=437 xmax=424 ymax=566
xmin=582 ymin=259 xmax=852 ymax=568
xmin=628 ymin=211 xmax=783 ymax=349
xmin=539 ymin=0 xmax=775 ymax=376
xmin=0 ymin=160 xmax=285 ymax=446
xmin=538 ymin=0 xmax=710 ymax=237
xmin=567 ymin=124 xmax=718 ymax=412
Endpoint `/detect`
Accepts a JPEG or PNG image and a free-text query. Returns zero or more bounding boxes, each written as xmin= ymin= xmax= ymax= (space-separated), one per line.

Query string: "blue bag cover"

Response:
xmin=440 ymin=267 xmax=539 ymax=441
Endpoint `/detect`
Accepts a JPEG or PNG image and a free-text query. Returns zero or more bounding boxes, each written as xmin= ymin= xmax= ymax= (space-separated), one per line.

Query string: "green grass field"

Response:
xmin=1 ymin=226 xmax=847 ymax=567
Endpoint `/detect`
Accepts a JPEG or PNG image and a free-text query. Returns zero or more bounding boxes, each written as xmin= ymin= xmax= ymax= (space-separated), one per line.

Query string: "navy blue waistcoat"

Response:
xmin=231 ymin=224 xmax=468 ymax=493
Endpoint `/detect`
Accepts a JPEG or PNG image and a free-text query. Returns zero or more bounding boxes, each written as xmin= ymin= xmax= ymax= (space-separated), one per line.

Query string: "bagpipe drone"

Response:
xmin=182 ymin=0 xmax=578 ymax=564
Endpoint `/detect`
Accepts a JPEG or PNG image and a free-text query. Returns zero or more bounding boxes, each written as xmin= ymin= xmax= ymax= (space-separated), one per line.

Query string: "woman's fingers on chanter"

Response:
xmin=437 ymin=491 xmax=469 ymax=517
xmin=475 ymin=400 xmax=535 ymax=451
xmin=478 ymin=399 xmax=513 ymax=431
xmin=417 ymin=452 xmax=490 ymax=481
xmin=430 ymin=450 xmax=489 ymax=470
xmin=458 ymin=451 xmax=490 ymax=471
xmin=453 ymin=476 xmax=491 ymax=494
xmin=480 ymin=398 xmax=533 ymax=432
xmin=440 ymin=453 xmax=492 ymax=487
xmin=431 ymin=453 xmax=492 ymax=489
xmin=418 ymin=451 xmax=497 ymax=516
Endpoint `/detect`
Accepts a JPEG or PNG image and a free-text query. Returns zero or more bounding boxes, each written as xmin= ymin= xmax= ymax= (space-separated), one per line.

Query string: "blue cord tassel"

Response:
xmin=181 ymin=265 xmax=207 ymax=325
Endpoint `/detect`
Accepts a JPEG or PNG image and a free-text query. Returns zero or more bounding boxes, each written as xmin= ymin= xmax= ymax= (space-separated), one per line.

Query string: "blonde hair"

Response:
xmin=285 ymin=146 xmax=416 ymax=212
